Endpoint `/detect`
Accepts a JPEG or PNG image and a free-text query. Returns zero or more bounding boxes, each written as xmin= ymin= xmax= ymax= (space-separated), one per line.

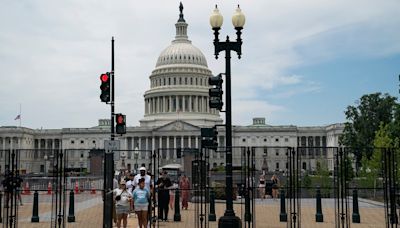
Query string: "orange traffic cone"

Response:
xmin=90 ymin=182 xmax=96 ymax=194
xmin=74 ymin=181 xmax=79 ymax=194
xmin=23 ymin=182 xmax=31 ymax=195
xmin=47 ymin=182 xmax=52 ymax=195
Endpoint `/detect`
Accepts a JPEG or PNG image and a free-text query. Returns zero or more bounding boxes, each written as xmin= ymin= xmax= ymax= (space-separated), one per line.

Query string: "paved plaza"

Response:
xmin=11 ymin=194 xmax=388 ymax=227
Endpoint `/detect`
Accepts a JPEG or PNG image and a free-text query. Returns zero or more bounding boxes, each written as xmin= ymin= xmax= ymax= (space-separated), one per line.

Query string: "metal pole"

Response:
xmin=111 ymin=37 xmax=115 ymax=141
xmin=225 ymin=40 xmax=233 ymax=216
xmin=104 ymin=37 xmax=115 ymax=228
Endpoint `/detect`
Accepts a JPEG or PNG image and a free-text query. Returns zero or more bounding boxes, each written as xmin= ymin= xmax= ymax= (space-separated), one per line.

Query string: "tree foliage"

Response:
xmin=339 ymin=93 xmax=398 ymax=160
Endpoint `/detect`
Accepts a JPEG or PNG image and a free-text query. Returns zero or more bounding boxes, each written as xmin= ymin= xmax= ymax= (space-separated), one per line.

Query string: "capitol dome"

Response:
xmin=140 ymin=3 xmax=222 ymax=128
xmin=156 ymin=42 xmax=208 ymax=68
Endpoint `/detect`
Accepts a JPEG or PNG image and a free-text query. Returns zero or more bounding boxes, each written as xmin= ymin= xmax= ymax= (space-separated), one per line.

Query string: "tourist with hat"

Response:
xmin=113 ymin=179 xmax=132 ymax=228
xmin=133 ymin=167 xmax=152 ymax=191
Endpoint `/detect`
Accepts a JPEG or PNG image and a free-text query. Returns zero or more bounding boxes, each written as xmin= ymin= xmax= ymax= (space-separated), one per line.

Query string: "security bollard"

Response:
xmin=31 ymin=191 xmax=39 ymax=222
xmin=208 ymin=189 xmax=216 ymax=221
xmin=315 ymin=187 xmax=324 ymax=222
xmin=67 ymin=190 xmax=75 ymax=222
xmin=352 ymin=189 xmax=360 ymax=223
xmin=280 ymin=189 xmax=287 ymax=222
xmin=173 ymin=188 xmax=181 ymax=221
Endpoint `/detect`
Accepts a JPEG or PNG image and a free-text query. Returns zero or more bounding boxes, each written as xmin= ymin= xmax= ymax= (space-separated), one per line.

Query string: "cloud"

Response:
xmin=0 ymin=0 xmax=399 ymax=128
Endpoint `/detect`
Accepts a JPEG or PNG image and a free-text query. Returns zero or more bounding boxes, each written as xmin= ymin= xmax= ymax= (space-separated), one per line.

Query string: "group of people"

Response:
xmin=258 ymin=172 xmax=280 ymax=199
xmin=112 ymin=167 xmax=151 ymax=228
xmin=112 ymin=167 xmax=191 ymax=228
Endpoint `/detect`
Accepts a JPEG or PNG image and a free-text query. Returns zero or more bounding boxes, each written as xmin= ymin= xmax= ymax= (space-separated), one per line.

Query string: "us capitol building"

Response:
xmin=0 ymin=8 xmax=343 ymax=176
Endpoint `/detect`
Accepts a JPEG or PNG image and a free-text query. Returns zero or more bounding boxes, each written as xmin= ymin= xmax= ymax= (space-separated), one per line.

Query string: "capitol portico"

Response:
xmin=0 ymin=6 xmax=343 ymax=176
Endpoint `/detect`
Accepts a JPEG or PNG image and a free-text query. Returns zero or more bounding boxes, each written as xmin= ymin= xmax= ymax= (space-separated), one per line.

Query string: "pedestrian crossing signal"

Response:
xmin=115 ymin=113 xmax=126 ymax=135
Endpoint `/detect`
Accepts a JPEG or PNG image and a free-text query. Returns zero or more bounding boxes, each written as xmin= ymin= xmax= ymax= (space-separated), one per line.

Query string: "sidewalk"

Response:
xmin=13 ymin=196 xmax=387 ymax=227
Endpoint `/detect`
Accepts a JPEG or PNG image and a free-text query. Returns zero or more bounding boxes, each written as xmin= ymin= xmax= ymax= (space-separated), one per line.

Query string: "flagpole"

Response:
xmin=19 ymin=103 xmax=21 ymax=127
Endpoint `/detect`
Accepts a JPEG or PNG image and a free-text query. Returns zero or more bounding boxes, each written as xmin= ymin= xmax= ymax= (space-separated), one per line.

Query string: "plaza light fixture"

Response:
xmin=209 ymin=5 xmax=245 ymax=228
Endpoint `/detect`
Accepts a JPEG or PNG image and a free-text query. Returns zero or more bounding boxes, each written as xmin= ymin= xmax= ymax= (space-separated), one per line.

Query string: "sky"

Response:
xmin=0 ymin=0 xmax=399 ymax=129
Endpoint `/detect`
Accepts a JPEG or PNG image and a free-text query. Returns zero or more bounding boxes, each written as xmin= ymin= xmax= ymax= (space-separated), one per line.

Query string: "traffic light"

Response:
xmin=208 ymin=73 xmax=223 ymax=110
xmin=100 ymin=72 xmax=111 ymax=103
xmin=115 ymin=113 xmax=126 ymax=135
xmin=201 ymin=126 xmax=218 ymax=150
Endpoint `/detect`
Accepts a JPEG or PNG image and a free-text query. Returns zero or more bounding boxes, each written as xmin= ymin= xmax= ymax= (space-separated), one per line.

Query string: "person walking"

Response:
xmin=113 ymin=180 xmax=132 ymax=228
xmin=258 ymin=171 xmax=266 ymax=199
xmin=179 ymin=175 xmax=190 ymax=210
xmin=134 ymin=167 xmax=153 ymax=219
xmin=156 ymin=171 xmax=172 ymax=221
xmin=126 ymin=173 xmax=135 ymax=213
xmin=133 ymin=167 xmax=152 ymax=191
xmin=271 ymin=174 xmax=280 ymax=199
xmin=133 ymin=178 xmax=150 ymax=228
xmin=169 ymin=181 xmax=178 ymax=210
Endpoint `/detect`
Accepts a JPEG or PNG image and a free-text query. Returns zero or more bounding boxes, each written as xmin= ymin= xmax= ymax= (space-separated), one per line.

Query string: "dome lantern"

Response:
xmin=175 ymin=2 xmax=189 ymax=42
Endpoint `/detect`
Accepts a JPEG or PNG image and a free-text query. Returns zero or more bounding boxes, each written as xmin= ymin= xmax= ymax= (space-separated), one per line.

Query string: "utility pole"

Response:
xmin=103 ymin=37 xmax=115 ymax=228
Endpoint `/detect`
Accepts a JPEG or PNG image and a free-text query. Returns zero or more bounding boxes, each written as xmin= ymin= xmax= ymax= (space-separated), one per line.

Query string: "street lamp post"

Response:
xmin=210 ymin=5 xmax=245 ymax=228
xmin=134 ymin=146 xmax=139 ymax=174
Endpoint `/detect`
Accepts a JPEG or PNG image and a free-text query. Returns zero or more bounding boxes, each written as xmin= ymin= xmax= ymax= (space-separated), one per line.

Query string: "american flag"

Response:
xmin=14 ymin=114 xmax=21 ymax=120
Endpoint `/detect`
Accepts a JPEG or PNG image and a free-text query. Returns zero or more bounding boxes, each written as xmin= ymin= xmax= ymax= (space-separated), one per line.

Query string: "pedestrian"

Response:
xmin=113 ymin=175 xmax=119 ymax=224
xmin=133 ymin=167 xmax=152 ymax=191
xmin=258 ymin=171 xmax=266 ymax=199
xmin=113 ymin=180 xmax=132 ymax=228
xmin=271 ymin=174 xmax=280 ymax=199
xmin=133 ymin=178 xmax=150 ymax=228
xmin=179 ymin=175 xmax=190 ymax=210
xmin=126 ymin=173 xmax=135 ymax=213
xmin=169 ymin=181 xmax=178 ymax=210
xmin=156 ymin=171 xmax=172 ymax=221
xmin=133 ymin=167 xmax=153 ymax=223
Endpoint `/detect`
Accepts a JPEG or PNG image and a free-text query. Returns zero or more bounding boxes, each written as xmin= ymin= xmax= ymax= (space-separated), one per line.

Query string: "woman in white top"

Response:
xmin=169 ymin=181 xmax=178 ymax=210
xmin=113 ymin=179 xmax=132 ymax=228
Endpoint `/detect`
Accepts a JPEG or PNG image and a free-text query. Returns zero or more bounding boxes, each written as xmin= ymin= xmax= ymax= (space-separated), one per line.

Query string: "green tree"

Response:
xmin=359 ymin=123 xmax=396 ymax=189
xmin=339 ymin=93 xmax=398 ymax=162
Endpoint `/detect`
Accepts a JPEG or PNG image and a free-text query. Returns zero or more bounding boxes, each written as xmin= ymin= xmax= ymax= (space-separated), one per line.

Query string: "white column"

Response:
xmin=182 ymin=95 xmax=186 ymax=112
xmin=163 ymin=96 xmax=167 ymax=112
xmin=166 ymin=137 xmax=170 ymax=160
xmin=181 ymin=136 xmax=184 ymax=148
xmin=173 ymin=136 xmax=177 ymax=158
xmin=169 ymin=96 xmax=173 ymax=112
xmin=145 ymin=137 xmax=149 ymax=151
xmin=138 ymin=137 xmax=142 ymax=150
xmin=189 ymin=96 xmax=192 ymax=112
xmin=152 ymin=137 xmax=155 ymax=151
xmin=188 ymin=136 xmax=192 ymax=148
xmin=195 ymin=136 xmax=199 ymax=148
xmin=144 ymin=99 xmax=147 ymax=114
